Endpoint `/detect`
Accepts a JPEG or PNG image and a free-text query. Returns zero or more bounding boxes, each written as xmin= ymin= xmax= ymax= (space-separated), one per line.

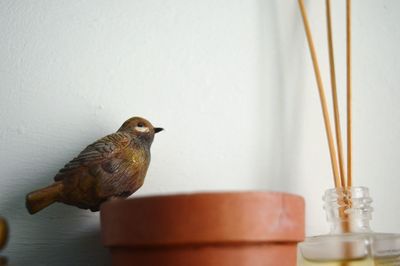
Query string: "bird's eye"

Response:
xmin=137 ymin=123 xmax=144 ymax=127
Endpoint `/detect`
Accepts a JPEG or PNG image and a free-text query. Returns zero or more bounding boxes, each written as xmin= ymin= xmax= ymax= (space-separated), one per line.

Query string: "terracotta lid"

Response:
xmin=101 ymin=191 xmax=304 ymax=247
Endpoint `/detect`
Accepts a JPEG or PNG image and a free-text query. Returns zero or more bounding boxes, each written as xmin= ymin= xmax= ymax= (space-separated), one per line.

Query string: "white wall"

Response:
xmin=0 ymin=0 xmax=399 ymax=265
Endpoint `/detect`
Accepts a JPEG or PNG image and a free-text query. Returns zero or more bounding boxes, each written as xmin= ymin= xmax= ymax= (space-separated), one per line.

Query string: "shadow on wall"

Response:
xmin=256 ymin=0 xmax=306 ymax=191
xmin=1 ymin=161 xmax=110 ymax=266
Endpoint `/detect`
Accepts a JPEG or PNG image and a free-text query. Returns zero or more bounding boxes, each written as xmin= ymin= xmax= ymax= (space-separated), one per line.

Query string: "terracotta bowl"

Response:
xmin=101 ymin=191 xmax=304 ymax=266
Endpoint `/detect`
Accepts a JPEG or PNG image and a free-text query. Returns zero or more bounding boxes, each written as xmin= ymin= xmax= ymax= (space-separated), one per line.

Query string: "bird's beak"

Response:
xmin=154 ymin=127 xmax=164 ymax=133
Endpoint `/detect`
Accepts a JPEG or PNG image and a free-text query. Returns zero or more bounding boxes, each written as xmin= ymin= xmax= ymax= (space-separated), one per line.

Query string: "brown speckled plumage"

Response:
xmin=26 ymin=117 xmax=163 ymax=214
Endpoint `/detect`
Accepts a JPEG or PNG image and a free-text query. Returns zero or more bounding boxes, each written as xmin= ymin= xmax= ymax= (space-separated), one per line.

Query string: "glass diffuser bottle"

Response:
xmin=298 ymin=187 xmax=400 ymax=266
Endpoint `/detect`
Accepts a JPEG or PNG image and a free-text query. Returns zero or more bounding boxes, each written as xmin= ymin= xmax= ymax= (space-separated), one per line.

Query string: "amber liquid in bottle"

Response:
xmin=301 ymin=257 xmax=400 ymax=265
xmin=298 ymin=187 xmax=400 ymax=266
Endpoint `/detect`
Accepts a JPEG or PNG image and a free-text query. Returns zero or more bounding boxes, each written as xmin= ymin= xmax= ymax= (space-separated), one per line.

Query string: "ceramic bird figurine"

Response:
xmin=26 ymin=116 xmax=163 ymax=214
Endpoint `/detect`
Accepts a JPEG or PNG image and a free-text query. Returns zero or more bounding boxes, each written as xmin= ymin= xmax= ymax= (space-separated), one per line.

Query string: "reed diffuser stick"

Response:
xmin=298 ymin=0 xmax=342 ymax=188
xmin=347 ymin=0 xmax=353 ymax=187
xmin=326 ymin=0 xmax=346 ymax=187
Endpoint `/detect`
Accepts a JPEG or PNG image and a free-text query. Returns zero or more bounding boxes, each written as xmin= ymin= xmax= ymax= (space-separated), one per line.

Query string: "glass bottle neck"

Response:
xmin=323 ymin=187 xmax=373 ymax=234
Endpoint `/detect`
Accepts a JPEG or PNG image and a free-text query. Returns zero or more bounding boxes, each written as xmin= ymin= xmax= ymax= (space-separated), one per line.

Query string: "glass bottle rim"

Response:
xmin=323 ymin=186 xmax=370 ymax=202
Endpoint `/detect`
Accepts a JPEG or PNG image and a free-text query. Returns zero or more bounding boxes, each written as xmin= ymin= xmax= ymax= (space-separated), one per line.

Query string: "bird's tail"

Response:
xmin=26 ymin=182 xmax=63 ymax=214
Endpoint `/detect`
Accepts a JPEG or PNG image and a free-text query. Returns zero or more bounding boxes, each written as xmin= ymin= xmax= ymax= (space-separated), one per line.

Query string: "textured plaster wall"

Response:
xmin=0 ymin=0 xmax=399 ymax=265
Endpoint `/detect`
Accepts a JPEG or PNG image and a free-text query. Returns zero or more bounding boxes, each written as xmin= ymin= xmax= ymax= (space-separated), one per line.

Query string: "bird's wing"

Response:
xmin=54 ymin=132 xmax=132 ymax=181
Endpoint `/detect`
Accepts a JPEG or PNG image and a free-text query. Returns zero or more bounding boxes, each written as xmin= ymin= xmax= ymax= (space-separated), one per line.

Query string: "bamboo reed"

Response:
xmin=298 ymin=0 xmax=342 ymax=188
xmin=326 ymin=0 xmax=346 ymax=188
xmin=347 ymin=0 xmax=353 ymax=188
